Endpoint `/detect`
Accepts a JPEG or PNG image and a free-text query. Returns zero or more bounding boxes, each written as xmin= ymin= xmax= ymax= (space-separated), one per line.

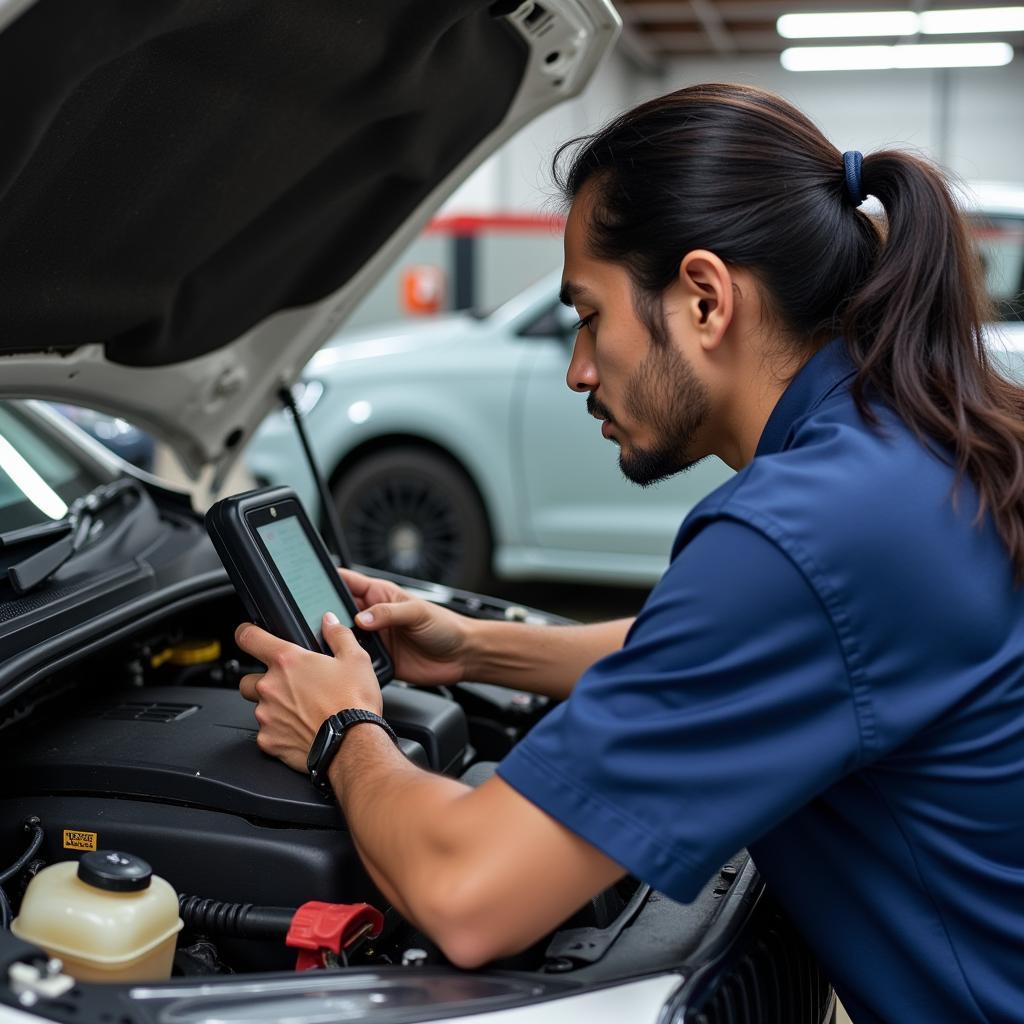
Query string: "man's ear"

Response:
xmin=676 ymin=250 xmax=734 ymax=351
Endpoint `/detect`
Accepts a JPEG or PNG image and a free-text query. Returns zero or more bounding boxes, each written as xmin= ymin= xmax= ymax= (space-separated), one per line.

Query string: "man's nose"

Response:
xmin=566 ymin=333 xmax=598 ymax=393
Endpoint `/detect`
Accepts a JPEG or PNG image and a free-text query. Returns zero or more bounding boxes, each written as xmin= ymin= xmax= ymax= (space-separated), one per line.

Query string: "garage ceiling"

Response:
xmin=616 ymin=1 xmax=1024 ymax=58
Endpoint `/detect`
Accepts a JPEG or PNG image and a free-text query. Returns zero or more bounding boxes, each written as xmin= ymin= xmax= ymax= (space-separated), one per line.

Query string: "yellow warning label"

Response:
xmin=63 ymin=829 xmax=98 ymax=852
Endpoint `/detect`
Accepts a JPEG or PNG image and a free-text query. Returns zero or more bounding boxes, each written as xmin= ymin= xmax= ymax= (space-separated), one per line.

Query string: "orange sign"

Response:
xmin=401 ymin=265 xmax=446 ymax=315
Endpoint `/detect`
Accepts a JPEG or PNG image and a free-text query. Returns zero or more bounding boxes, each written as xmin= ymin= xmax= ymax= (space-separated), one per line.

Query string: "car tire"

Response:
xmin=331 ymin=447 xmax=492 ymax=591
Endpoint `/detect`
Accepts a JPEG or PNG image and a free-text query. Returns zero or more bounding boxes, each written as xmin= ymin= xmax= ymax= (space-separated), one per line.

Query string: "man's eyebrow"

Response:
xmin=559 ymin=281 xmax=594 ymax=307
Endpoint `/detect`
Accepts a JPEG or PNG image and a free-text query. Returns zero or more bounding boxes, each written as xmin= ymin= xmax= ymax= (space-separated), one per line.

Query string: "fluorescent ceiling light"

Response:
xmin=920 ymin=6 xmax=1024 ymax=34
xmin=777 ymin=11 xmax=919 ymax=38
xmin=781 ymin=41 xmax=1014 ymax=70
xmin=778 ymin=7 xmax=1024 ymax=38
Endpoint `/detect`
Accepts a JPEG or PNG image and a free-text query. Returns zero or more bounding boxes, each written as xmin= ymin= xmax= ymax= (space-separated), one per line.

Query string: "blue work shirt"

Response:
xmin=498 ymin=339 xmax=1024 ymax=1023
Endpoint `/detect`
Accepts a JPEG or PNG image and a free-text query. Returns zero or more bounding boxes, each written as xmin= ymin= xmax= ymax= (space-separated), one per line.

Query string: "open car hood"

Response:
xmin=0 ymin=0 xmax=619 ymax=481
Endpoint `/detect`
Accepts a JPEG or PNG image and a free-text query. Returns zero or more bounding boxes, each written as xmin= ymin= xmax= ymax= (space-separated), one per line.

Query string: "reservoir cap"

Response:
xmin=78 ymin=851 xmax=152 ymax=892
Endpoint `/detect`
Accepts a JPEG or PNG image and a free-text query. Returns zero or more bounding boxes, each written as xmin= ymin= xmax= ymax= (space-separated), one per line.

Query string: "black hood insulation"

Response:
xmin=0 ymin=0 xmax=525 ymax=366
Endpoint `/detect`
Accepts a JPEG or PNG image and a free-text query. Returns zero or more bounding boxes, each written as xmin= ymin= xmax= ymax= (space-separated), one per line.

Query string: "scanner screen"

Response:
xmin=257 ymin=515 xmax=353 ymax=640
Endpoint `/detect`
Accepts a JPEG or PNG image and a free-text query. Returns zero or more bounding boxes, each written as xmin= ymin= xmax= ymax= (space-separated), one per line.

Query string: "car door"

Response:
xmin=514 ymin=301 xmax=733 ymax=583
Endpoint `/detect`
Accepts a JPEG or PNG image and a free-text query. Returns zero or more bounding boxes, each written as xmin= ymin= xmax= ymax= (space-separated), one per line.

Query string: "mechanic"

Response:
xmin=236 ymin=84 xmax=1024 ymax=1023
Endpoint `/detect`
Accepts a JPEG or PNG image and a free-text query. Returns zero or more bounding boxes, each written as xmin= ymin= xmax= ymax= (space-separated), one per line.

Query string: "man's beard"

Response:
xmin=588 ymin=343 xmax=711 ymax=487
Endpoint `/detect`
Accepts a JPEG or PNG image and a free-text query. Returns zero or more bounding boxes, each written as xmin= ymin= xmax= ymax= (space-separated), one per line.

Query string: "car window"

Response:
xmin=0 ymin=403 xmax=107 ymax=532
xmin=973 ymin=216 xmax=1024 ymax=322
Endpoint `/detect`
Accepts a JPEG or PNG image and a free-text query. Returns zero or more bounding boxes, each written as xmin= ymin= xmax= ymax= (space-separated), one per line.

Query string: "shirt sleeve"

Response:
xmin=496 ymin=517 xmax=861 ymax=902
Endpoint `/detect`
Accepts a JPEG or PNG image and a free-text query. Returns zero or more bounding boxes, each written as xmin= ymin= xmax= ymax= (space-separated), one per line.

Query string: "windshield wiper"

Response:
xmin=1 ymin=478 xmax=141 ymax=594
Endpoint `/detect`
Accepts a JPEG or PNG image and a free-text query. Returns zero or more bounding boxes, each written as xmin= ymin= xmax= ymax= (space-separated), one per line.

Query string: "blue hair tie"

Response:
xmin=843 ymin=151 xmax=867 ymax=206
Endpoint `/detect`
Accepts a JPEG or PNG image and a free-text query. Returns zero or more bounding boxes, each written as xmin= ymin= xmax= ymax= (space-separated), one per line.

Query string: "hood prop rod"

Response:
xmin=277 ymin=386 xmax=352 ymax=566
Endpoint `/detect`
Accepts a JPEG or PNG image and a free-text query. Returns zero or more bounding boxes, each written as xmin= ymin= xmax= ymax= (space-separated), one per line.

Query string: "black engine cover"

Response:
xmin=0 ymin=685 xmax=442 ymax=913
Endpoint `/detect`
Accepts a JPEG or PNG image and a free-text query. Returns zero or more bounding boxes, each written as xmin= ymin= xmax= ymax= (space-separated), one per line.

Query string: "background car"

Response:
xmin=247 ymin=181 xmax=1024 ymax=592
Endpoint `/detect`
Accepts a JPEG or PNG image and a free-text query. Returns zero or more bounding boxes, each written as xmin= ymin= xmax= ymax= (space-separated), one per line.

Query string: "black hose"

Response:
xmin=0 ymin=819 xmax=44 ymax=886
xmin=0 ymin=817 xmax=44 ymax=927
xmin=179 ymin=895 xmax=296 ymax=941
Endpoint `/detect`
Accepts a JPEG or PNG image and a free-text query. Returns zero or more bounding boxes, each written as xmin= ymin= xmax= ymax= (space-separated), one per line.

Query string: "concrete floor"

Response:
xmin=154 ymin=445 xmax=854 ymax=1023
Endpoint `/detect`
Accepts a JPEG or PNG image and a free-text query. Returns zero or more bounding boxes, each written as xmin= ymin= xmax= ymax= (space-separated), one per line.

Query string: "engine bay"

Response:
xmin=0 ymin=578 xmax=822 ymax=1024
xmin=0 ymin=589 xmax=643 ymax=978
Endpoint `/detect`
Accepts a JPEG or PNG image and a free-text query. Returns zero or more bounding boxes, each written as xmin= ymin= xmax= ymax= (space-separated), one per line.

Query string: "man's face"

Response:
xmin=561 ymin=189 xmax=712 ymax=486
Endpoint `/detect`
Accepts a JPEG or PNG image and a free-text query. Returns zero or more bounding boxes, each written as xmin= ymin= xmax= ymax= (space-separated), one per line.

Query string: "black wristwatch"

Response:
xmin=307 ymin=709 xmax=399 ymax=796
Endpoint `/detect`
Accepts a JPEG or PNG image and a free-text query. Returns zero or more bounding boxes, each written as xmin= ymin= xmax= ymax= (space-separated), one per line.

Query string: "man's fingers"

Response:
xmin=322 ymin=613 xmax=365 ymax=658
xmin=354 ymin=600 xmax=422 ymax=632
xmin=239 ymin=673 xmax=262 ymax=703
xmin=339 ymin=568 xmax=406 ymax=609
xmin=338 ymin=568 xmax=373 ymax=599
xmin=235 ymin=622 xmax=294 ymax=665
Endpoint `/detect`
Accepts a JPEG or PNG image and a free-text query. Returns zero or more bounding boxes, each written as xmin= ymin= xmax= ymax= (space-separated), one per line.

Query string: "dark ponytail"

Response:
xmin=553 ymin=83 xmax=1024 ymax=579
xmin=846 ymin=152 xmax=1024 ymax=576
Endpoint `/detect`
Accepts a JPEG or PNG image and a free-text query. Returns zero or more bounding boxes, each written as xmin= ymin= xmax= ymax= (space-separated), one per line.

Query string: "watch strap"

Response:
xmin=335 ymin=708 xmax=399 ymax=746
xmin=308 ymin=709 xmax=398 ymax=796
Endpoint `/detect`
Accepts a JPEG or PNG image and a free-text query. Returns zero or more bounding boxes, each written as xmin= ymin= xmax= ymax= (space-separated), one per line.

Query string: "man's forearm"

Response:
xmin=329 ymin=722 xmax=624 ymax=969
xmin=462 ymin=617 xmax=632 ymax=700
xmin=331 ymin=725 xmax=457 ymax=903
xmin=330 ymin=725 xmax=498 ymax=966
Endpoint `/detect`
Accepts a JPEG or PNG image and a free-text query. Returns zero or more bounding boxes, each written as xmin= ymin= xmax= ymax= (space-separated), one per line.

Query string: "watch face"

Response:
xmin=307 ymin=718 xmax=336 ymax=773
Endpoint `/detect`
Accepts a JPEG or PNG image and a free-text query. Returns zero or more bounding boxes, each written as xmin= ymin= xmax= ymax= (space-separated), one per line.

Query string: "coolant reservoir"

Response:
xmin=12 ymin=851 xmax=182 ymax=983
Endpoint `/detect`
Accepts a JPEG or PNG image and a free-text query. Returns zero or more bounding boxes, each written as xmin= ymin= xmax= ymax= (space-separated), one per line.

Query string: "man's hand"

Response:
xmin=340 ymin=569 xmax=472 ymax=686
xmin=343 ymin=569 xmax=635 ymax=701
xmin=236 ymin=615 xmax=381 ymax=773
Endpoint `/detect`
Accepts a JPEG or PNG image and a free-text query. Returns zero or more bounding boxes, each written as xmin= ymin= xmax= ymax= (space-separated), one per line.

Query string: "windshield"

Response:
xmin=0 ymin=403 xmax=108 ymax=533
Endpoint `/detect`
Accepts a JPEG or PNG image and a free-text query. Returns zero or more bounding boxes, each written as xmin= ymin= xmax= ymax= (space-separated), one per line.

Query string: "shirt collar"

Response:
xmin=755 ymin=338 xmax=858 ymax=458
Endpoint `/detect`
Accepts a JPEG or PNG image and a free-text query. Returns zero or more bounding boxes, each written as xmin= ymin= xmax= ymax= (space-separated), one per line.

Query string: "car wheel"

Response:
xmin=332 ymin=447 xmax=491 ymax=591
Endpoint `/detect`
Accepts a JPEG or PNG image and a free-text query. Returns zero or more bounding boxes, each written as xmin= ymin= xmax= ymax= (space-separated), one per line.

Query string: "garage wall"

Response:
xmin=660 ymin=55 xmax=1024 ymax=184
xmin=449 ymin=48 xmax=1024 ymax=211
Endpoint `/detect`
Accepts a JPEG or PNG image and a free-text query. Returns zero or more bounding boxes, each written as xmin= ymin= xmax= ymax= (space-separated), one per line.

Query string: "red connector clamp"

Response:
xmin=286 ymin=901 xmax=385 ymax=971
